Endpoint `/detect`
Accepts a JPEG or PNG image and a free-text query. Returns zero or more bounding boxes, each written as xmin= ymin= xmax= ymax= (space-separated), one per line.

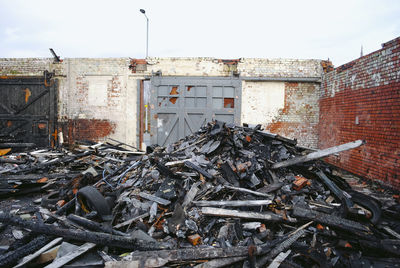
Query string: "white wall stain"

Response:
xmin=241 ymin=81 xmax=285 ymax=125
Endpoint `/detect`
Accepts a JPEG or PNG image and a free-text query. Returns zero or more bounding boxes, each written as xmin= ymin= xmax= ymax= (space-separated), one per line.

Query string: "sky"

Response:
xmin=1 ymin=0 xmax=399 ymax=67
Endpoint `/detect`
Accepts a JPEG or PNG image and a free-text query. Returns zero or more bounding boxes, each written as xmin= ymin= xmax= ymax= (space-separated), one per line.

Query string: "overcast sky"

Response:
xmin=1 ymin=0 xmax=399 ymax=66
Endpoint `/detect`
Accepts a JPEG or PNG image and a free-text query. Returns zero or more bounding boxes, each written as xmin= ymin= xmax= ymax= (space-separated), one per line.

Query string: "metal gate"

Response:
xmin=0 ymin=72 xmax=58 ymax=148
xmin=150 ymin=77 xmax=241 ymax=146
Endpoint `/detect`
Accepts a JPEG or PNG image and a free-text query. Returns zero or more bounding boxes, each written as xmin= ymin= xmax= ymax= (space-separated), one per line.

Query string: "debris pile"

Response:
xmin=1 ymin=121 xmax=400 ymax=267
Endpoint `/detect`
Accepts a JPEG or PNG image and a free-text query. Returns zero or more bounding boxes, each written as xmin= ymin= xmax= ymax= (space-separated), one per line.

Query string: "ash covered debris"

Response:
xmin=0 ymin=121 xmax=399 ymax=267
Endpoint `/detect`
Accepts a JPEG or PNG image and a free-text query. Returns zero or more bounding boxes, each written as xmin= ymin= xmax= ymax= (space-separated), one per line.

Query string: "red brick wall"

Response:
xmin=319 ymin=37 xmax=400 ymax=190
xmin=63 ymin=119 xmax=116 ymax=144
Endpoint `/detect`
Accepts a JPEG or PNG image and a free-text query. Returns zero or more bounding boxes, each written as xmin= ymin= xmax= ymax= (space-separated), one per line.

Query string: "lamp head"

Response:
xmin=140 ymin=9 xmax=146 ymax=14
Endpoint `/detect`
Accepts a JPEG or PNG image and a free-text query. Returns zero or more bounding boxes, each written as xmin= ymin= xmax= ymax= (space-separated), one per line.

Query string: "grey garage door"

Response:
xmin=150 ymin=77 xmax=241 ymax=146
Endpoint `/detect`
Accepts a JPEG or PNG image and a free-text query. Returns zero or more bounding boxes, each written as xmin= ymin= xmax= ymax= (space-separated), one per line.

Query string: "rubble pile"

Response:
xmin=0 ymin=121 xmax=400 ymax=267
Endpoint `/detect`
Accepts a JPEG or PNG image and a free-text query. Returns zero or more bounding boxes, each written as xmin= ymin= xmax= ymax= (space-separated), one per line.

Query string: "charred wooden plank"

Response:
xmin=113 ymin=213 xmax=149 ymax=229
xmin=292 ymin=206 xmax=370 ymax=233
xmin=0 ymin=213 xmax=166 ymax=250
xmin=257 ymin=182 xmax=284 ymax=193
xmin=139 ymin=192 xmax=171 ymax=206
xmin=129 ymin=246 xmax=250 ymax=264
xmin=0 ymin=172 xmax=80 ymax=181
xmin=224 ymin=185 xmax=273 ymax=198
xmin=219 ymin=162 xmax=240 ymax=186
xmin=155 ymin=162 xmax=181 ymax=179
xmin=184 ymin=161 xmax=213 ymax=179
xmin=113 ymin=239 xmax=283 ymax=267
xmin=67 ymin=214 xmax=125 ymax=236
xmin=315 ymin=170 xmax=354 ymax=209
xmin=182 ymin=181 xmax=201 ymax=208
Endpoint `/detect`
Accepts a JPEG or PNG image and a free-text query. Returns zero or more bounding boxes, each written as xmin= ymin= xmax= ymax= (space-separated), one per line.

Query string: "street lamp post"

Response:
xmin=140 ymin=9 xmax=149 ymax=58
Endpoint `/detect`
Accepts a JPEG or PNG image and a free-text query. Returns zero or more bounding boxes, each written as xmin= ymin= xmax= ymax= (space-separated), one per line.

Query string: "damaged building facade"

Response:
xmin=0 ymin=37 xmax=399 ymax=190
xmin=0 ymin=57 xmax=323 ymax=149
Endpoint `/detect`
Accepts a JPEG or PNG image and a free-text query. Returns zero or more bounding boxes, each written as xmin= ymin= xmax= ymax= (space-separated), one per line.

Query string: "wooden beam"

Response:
xmin=193 ymin=200 xmax=272 ymax=207
xmin=139 ymin=192 xmax=171 ymax=206
xmin=292 ymin=206 xmax=370 ymax=233
xmin=225 ymin=185 xmax=273 ymax=198
xmin=0 ymin=212 xmax=165 ymax=250
xmin=201 ymin=207 xmax=283 ymax=221
xmin=272 ymin=140 xmax=364 ymax=169
xmin=113 ymin=213 xmax=149 ymax=229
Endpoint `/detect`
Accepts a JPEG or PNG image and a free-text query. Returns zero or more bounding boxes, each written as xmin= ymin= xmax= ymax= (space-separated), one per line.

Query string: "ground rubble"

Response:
xmin=0 ymin=121 xmax=399 ymax=268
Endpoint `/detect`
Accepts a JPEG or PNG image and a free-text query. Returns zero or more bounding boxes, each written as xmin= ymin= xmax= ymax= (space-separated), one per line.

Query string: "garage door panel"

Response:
xmin=151 ymin=77 xmax=240 ymax=146
xmin=186 ymin=113 xmax=206 ymax=135
xmin=214 ymin=114 xmax=234 ymax=123
xmin=157 ymin=114 xmax=179 ymax=146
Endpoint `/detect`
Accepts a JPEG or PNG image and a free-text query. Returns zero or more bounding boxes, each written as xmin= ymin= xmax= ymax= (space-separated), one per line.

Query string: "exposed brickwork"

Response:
xmin=320 ymin=37 xmax=400 ymax=190
xmin=63 ymin=119 xmax=116 ymax=144
xmin=108 ymin=75 xmax=122 ymax=107
xmin=0 ymin=58 xmax=51 ymax=76
xmin=0 ymin=58 xmax=62 ymax=76
xmin=75 ymin=76 xmax=88 ymax=104
xmin=265 ymin=82 xmax=320 ymax=148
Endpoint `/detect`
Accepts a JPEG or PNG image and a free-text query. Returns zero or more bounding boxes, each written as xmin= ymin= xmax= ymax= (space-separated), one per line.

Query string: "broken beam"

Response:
xmin=272 ymin=140 xmax=364 ymax=169
xmin=139 ymin=192 xmax=171 ymax=206
xmin=225 ymin=185 xmax=273 ymax=198
xmin=113 ymin=212 xmax=149 ymax=229
xmin=292 ymin=206 xmax=370 ymax=233
xmin=110 ymin=238 xmax=284 ymax=267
